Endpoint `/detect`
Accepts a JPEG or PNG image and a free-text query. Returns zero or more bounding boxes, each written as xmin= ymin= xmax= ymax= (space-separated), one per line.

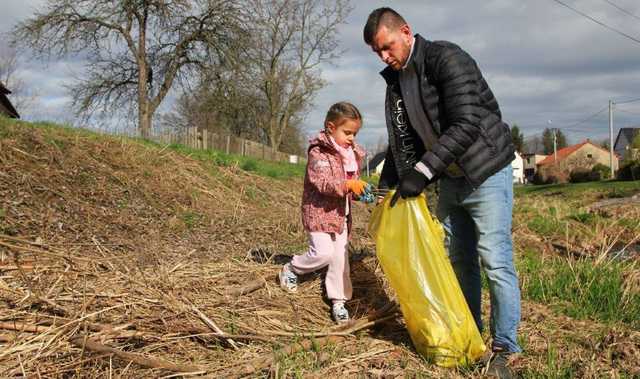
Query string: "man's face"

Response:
xmin=370 ymin=24 xmax=413 ymax=71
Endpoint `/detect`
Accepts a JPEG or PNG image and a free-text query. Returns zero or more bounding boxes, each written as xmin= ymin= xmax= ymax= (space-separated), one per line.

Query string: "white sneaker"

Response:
xmin=332 ymin=302 xmax=349 ymax=323
xmin=279 ymin=263 xmax=298 ymax=292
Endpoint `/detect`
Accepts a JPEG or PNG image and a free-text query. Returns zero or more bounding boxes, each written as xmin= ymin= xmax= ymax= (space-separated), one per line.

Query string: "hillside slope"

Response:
xmin=0 ymin=119 xmax=304 ymax=255
xmin=1 ymin=118 xmax=638 ymax=378
xmin=0 ymin=119 xmax=388 ymax=377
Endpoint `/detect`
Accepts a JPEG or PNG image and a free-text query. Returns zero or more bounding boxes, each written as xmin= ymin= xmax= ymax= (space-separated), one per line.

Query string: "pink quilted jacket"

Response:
xmin=301 ymin=131 xmax=366 ymax=235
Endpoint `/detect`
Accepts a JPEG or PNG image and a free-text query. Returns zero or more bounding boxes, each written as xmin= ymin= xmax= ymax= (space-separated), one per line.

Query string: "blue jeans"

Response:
xmin=436 ymin=165 xmax=521 ymax=353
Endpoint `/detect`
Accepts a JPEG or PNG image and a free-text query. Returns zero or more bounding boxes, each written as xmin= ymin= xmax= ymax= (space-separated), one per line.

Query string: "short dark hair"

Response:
xmin=363 ymin=7 xmax=407 ymax=45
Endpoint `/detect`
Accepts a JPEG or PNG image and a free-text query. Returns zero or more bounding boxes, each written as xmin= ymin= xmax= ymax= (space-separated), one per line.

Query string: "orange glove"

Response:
xmin=345 ymin=179 xmax=368 ymax=196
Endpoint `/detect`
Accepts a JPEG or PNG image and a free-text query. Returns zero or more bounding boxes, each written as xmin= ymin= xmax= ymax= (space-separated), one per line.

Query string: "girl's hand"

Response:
xmin=345 ymin=179 xmax=368 ymax=196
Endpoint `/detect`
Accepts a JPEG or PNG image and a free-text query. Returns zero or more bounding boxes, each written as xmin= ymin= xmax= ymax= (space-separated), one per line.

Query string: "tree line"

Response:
xmin=510 ymin=124 xmax=569 ymax=155
xmin=11 ymin=0 xmax=351 ymax=155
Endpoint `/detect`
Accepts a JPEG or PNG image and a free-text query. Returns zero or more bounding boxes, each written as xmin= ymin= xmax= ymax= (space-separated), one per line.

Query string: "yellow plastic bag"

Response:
xmin=369 ymin=192 xmax=486 ymax=367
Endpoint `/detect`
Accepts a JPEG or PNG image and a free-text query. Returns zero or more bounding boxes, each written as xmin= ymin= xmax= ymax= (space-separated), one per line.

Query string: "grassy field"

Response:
xmin=513 ymin=180 xmax=640 ymax=317
xmin=510 ymin=180 xmax=640 ymax=377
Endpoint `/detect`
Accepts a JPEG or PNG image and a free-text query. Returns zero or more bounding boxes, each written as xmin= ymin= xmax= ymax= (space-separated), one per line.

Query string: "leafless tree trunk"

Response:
xmin=12 ymin=0 xmax=243 ymax=138
xmin=241 ymin=0 xmax=351 ymax=153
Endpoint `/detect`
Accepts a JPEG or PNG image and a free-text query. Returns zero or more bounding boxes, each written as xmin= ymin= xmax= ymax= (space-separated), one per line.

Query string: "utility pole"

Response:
xmin=366 ymin=151 xmax=370 ymax=177
xmin=553 ymin=129 xmax=557 ymax=163
xmin=609 ymin=99 xmax=615 ymax=179
xmin=547 ymin=120 xmax=557 ymax=163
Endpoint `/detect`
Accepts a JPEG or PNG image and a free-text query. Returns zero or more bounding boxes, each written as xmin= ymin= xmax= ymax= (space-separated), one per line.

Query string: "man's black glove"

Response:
xmin=390 ymin=169 xmax=432 ymax=207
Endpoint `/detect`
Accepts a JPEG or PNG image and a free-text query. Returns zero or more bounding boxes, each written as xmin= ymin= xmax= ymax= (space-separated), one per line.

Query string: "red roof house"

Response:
xmin=537 ymin=140 xmax=619 ymax=171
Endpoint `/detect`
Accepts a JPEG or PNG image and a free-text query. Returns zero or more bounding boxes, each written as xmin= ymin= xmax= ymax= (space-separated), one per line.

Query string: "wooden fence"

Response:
xmin=142 ymin=127 xmax=305 ymax=164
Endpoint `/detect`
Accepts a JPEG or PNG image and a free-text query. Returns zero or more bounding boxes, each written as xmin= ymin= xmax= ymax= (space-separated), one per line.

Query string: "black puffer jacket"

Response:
xmin=379 ymin=34 xmax=514 ymax=189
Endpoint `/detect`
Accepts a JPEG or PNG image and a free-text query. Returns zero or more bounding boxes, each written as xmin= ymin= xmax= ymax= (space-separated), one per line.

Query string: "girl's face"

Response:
xmin=327 ymin=118 xmax=361 ymax=148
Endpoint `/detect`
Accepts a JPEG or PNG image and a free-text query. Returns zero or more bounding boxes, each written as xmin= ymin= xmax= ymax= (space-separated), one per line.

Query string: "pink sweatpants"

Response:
xmin=290 ymin=223 xmax=352 ymax=301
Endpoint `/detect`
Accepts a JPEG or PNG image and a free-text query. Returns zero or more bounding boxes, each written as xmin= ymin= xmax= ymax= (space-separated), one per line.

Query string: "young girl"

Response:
xmin=279 ymin=101 xmax=370 ymax=323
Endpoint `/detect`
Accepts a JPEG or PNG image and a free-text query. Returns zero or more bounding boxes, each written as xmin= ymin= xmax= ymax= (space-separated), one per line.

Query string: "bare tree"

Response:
xmin=240 ymin=0 xmax=351 ymax=153
xmin=12 ymin=0 xmax=243 ymax=138
xmin=162 ymin=0 xmax=350 ymax=154
xmin=524 ymin=135 xmax=543 ymax=154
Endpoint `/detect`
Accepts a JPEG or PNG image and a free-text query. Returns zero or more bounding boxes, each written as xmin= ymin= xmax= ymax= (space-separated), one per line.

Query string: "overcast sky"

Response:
xmin=2 ymin=0 xmax=640 ymax=151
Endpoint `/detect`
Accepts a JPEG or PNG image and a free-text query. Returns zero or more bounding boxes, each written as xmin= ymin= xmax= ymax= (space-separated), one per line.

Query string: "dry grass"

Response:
xmin=0 ymin=119 xmax=639 ymax=378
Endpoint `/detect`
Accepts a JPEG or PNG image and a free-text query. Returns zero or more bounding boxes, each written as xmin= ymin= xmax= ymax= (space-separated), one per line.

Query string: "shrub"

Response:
xmin=591 ymin=163 xmax=610 ymax=179
xmin=532 ymin=171 xmax=560 ymax=185
xmin=531 ymin=171 xmax=546 ymax=185
xmin=546 ymin=175 xmax=560 ymax=184
xmin=617 ymin=160 xmax=640 ymax=181
xmin=569 ymin=168 xmax=600 ymax=183
xmin=240 ymin=158 xmax=259 ymax=172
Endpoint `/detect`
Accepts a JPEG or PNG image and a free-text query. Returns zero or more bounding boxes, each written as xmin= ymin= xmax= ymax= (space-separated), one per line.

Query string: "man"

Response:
xmin=363 ymin=7 xmax=520 ymax=379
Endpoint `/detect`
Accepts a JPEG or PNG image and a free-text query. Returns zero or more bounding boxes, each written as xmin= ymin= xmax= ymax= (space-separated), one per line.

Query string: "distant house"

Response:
xmin=522 ymin=153 xmax=547 ymax=182
xmin=0 ymin=82 xmax=20 ymax=119
xmin=537 ymin=140 xmax=619 ymax=173
xmin=512 ymin=151 xmax=524 ymax=184
xmin=614 ymin=127 xmax=640 ymax=160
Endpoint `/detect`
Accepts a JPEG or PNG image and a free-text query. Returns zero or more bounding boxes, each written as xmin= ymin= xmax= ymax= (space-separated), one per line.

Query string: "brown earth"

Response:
xmin=0 ymin=120 xmax=638 ymax=378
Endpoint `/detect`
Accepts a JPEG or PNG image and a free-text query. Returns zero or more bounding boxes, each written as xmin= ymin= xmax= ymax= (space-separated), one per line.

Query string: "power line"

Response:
xmin=518 ymin=99 xmax=639 ymax=139
xmin=520 ymin=106 xmax=609 ymax=139
xmin=551 ymin=0 xmax=640 ymax=45
xmin=614 ymin=97 xmax=640 ymax=104
xmin=617 ymin=108 xmax=640 ymax=116
xmin=562 ymin=106 xmax=609 ymax=130
xmin=602 ymin=0 xmax=640 ymax=21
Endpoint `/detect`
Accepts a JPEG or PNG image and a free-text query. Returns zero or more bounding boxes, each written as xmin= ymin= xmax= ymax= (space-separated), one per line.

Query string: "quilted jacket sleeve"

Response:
xmin=419 ymin=45 xmax=484 ymax=176
xmin=306 ymin=146 xmax=346 ymax=198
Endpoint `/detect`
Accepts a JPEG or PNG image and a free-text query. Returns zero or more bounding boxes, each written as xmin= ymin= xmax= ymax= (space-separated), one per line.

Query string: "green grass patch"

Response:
xmin=240 ymin=158 xmax=259 ymax=172
xmin=163 ymin=142 xmax=305 ymax=179
xmin=1 ymin=116 xmax=96 ymax=139
xmin=515 ymin=180 xmax=640 ymax=199
xmin=518 ymin=250 xmax=640 ymax=328
xmin=180 ymin=211 xmax=202 ymax=229
xmin=567 ymin=212 xmax=597 ymax=225
xmin=518 ymin=341 xmax=580 ymax=378
xmin=0 ymin=120 xmax=10 ymax=138
xmin=617 ymin=217 xmax=640 ymax=231
xmin=527 ymin=215 xmax=563 ymax=236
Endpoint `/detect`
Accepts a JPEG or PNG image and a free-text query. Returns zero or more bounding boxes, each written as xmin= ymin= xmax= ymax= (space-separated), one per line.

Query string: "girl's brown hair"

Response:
xmin=324 ymin=101 xmax=362 ymax=128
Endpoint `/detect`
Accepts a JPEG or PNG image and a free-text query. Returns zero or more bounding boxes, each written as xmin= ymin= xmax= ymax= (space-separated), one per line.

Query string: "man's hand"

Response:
xmin=389 ymin=169 xmax=431 ymax=207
